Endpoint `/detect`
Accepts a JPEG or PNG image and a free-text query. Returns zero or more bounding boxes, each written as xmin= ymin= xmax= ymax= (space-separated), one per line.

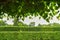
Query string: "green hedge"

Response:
xmin=0 ymin=27 xmax=20 ymax=31
xmin=19 ymin=27 xmax=60 ymax=31
xmin=0 ymin=26 xmax=60 ymax=31
xmin=0 ymin=31 xmax=60 ymax=40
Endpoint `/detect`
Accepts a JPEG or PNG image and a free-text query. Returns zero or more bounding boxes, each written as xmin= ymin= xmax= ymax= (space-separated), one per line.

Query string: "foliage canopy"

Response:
xmin=0 ymin=0 xmax=60 ymax=22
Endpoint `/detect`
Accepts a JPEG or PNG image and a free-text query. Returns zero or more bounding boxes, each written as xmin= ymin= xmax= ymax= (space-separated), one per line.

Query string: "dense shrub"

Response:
xmin=0 ymin=26 xmax=60 ymax=31
xmin=0 ymin=27 xmax=20 ymax=31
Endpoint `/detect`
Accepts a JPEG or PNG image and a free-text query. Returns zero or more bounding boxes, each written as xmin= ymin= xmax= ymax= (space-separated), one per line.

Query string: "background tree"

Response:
xmin=0 ymin=0 xmax=60 ymax=25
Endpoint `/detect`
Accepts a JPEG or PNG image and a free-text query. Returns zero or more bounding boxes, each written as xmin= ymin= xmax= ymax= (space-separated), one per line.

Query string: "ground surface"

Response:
xmin=0 ymin=24 xmax=60 ymax=40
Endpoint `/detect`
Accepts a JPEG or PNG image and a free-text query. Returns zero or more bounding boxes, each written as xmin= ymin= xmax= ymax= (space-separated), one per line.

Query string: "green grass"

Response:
xmin=0 ymin=24 xmax=60 ymax=40
xmin=0 ymin=31 xmax=59 ymax=40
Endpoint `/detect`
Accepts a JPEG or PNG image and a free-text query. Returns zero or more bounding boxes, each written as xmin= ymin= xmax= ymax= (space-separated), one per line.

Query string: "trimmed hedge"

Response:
xmin=0 ymin=26 xmax=60 ymax=31
xmin=19 ymin=27 xmax=60 ymax=31
xmin=0 ymin=27 xmax=20 ymax=31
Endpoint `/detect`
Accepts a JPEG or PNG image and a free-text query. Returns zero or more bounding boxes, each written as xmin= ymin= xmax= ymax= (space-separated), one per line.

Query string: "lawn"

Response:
xmin=0 ymin=31 xmax=60 ymax=40
xmin=0 ymin=24 xmax=60 ymax=40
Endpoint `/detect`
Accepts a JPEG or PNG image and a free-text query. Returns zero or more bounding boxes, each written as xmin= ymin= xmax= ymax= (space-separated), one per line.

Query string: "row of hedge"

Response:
xmin=0 ymin=26 xmax=60 ymax=31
